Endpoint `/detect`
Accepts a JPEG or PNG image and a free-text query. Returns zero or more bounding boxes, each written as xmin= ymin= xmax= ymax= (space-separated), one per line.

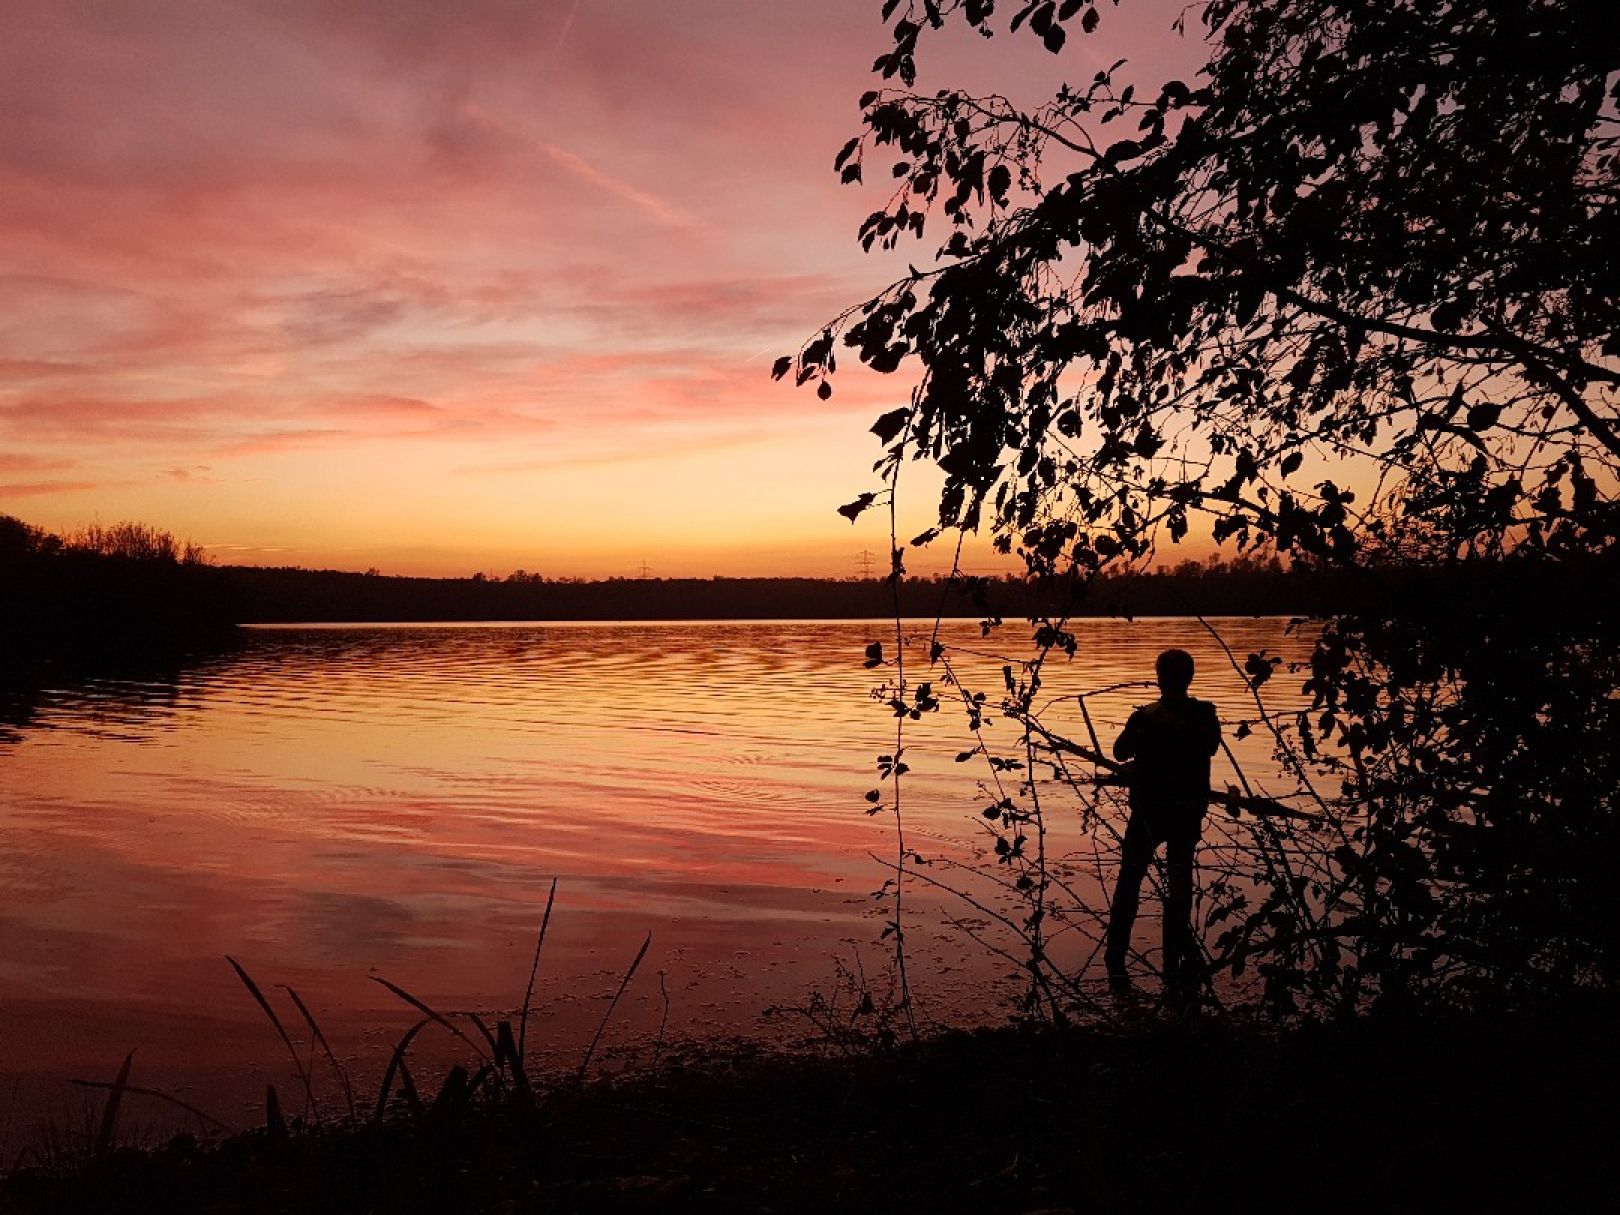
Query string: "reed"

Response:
xmin=576 ymin=931 xmax=653 ymax=1086
xmin=218 ymin=882 xmax=651 ymax=1135
xmin=367 ymin=975 xmax=493 ymax=1064
xmin=69 ymin=1077 xmax=229 ymax=1137
xmin=11 ymin=986 xmax=1616 ymax=1214
xmin=10 ymin=879 xmax=679 ymax=1212
xmin=92 ymin=1052 xmax=131 ymax=1155
xmin=279 ymin=983 xmax=355 ymax=1123
xmin=516 ymin=875 xmax=557 ymax=1064
xmin=226 ymin=955 xmax=319 ymax=1120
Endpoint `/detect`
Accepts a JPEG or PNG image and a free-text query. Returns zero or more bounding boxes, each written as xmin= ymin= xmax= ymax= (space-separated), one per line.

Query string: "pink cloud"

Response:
xmin=0 ymin=479 xmax=102 ymax=498
xmin=0 ymin=452 xmax=73 ymax=473
xmin=0 ymin=0 xmax=1053 ymax=571
xmin=538 ymin=141 xmax=696 ymax=229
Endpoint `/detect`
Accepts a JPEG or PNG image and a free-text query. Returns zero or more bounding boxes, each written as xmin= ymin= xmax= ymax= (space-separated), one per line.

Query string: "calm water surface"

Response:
xmin=0 ymin=617 xmax=1308 ymax=1141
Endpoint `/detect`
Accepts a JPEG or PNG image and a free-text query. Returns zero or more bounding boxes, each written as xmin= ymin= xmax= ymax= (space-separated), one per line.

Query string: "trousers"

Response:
xmin=1106 ymin=804 xmax=1203 ymax=985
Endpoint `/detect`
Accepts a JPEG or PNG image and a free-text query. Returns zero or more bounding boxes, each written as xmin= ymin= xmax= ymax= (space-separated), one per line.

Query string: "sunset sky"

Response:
xmin=1 ymin=0 xmax=1201 ymax=578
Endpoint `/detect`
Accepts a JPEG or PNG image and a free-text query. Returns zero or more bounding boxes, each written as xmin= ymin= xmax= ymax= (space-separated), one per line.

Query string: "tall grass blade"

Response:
xmin=518 ymin=877 xmax=558 ymax=1062
xmin=226 ymin=956 xmax=318 ymax=1120
xmin=94 ymin=1050 xmax=133 ymax=1153
xmin=577 ymin=931 xmax=652 ymax=1085
xmin=70 ymin=1080 xmax=229 ymax=1134
xmin=396 ymin=1059 xmax=422 ymax=1116
xmin=461 ymin=1009 xmax=499 ymax=1058
xmin=652 ymin=970 xmax=671 ymax=1073
xmin=428 ymin=1065 xmax=469 ymax=1128
xmin=279 ymin=983 xmax=356 ymax=1123
xmin=373 ymin=1017 xmax=431 ymax=1123
xmin=264 ymin=1084 xmax=287 ymax=1138
xmin=369 ymin=975 xmax=490 ymax=1061
xmin=495 ymin=1020 xmax=532 ymax=1101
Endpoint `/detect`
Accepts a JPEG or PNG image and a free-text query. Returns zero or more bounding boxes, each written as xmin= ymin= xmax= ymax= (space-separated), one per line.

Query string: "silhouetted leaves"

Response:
xmin=871 ymin=407 xmax=911 ymax=443
xmin=839 ymin=493 xmax=878 ymax=523
xmin=796 ymin=0 xmax=1620 ymax=1017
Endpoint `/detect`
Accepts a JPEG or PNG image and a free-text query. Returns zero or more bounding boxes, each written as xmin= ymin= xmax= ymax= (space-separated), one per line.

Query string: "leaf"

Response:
xmin=1243 ymin=652 xmax=1274 ymax=688
xmin=839 ymin=492 xmax=877 ymax=523
xmin=771 ymin=356 xmax=793 ymax=381
xmin=1467 ymin=402 xmax=1503 ymax=431
xmin=1043 ymin=22 xmax=1066 ymax=53
xmin=1280 ymin=451 xmax=1303 ymax=476
xmin=870 ymin=407 xmax=911 ymax=443
xmin=988 ymin=163 xmax=1012 ymax=201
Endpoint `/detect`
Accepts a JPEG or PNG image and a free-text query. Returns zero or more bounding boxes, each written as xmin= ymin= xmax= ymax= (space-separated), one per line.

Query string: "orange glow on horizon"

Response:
xmin=0 ymin=1 xmax=1218 ymax=579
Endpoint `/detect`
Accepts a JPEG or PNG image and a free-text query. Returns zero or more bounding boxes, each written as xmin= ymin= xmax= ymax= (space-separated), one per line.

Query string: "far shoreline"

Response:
xmin=240 ymin=612 xmax=1298 ymax=628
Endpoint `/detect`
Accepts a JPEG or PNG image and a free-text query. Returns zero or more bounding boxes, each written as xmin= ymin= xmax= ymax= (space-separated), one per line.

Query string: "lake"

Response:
xmin=0 ymin=616 xmax=1309 ymax=1144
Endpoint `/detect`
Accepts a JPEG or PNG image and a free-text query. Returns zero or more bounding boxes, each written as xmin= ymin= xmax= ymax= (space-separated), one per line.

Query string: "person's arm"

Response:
xmin=1201 ymin=699 xmax=1222 ymax=757
xmin=1114 ymin=707 xmax=1144 ymax=761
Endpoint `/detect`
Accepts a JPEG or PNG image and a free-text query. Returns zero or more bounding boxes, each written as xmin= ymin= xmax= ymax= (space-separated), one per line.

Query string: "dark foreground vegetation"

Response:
xmin=775 ymin=0 xmax=1620 ymax=1031
xmin=5 ymin=1001 xmax=1616 ymax=1215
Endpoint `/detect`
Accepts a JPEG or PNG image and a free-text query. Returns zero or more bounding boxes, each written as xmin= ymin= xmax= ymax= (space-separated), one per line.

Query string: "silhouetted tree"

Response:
xmin=69 ymin=520 xmax=208 ymax=565
xmin=786 ymin=0 xmax=1620 ymax=1012
xmin=1 ymin=515 xmax=230 ymax=655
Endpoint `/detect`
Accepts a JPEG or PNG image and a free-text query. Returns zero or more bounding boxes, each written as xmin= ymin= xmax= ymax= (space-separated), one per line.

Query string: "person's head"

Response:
xmin=1155 ymin=648 xmax=1195 ymax=695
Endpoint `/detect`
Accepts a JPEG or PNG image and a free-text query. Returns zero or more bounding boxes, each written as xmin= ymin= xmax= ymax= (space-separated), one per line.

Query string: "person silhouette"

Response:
xmin=1105 ymin=648 xmax=1221 ymax=995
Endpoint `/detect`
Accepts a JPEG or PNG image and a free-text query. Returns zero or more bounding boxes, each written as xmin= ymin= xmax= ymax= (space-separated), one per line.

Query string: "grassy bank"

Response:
xmin=4 ymin=999 xmax=1614 ymax=1214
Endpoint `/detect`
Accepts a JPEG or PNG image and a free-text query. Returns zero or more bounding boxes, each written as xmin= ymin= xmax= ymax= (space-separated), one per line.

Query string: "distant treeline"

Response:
xmin=6 ymin=514 xmax=1611 ymax=643
xmin=225 ymin=555 xmax=1371 ymax=623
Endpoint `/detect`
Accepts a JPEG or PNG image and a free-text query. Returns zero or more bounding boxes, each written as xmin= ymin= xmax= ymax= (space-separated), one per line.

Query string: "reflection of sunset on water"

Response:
xmin=0 ymin=618 xmax=1306 ymax=1138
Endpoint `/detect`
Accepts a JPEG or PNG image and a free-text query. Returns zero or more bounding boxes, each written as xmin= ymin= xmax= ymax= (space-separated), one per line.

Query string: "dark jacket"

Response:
xmin=1113 ymin=696 xmax=1221 ymax=818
